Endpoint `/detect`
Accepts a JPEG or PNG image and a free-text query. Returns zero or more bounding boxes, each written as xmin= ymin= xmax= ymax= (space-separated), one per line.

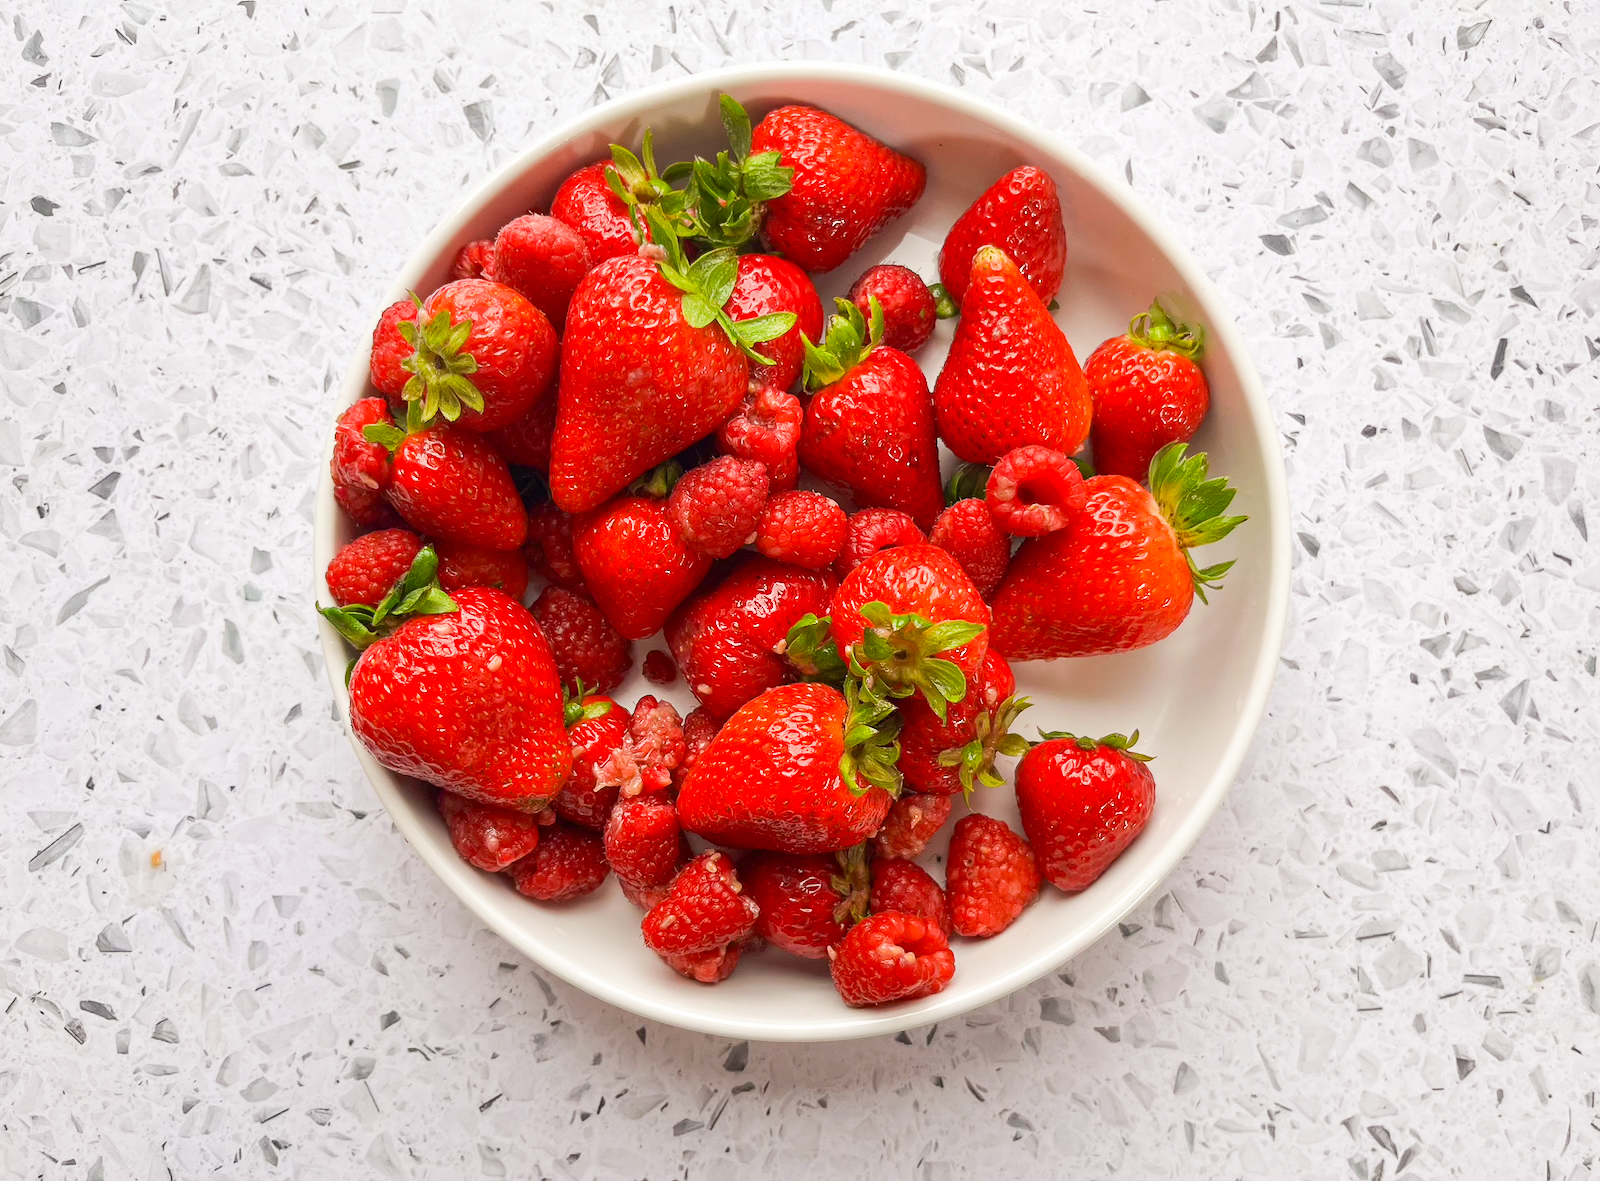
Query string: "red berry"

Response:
xmin=1085 ymin=302 xmax=1211 ymax=482
xmin=529 ymin=586 xmax=632 ymax=695
xmin=641 ymin=851 xmax=759 ymax=956
xmin=928 ymin=498 xmax=1011 ymax=598
xmin=509 ymin=821 xmax=609 ymax=901
xmin=325 ymin=529 xmax=423 ymax=607
xmin=1015 ymin=732 xmax=1157 ymax=892
xmin=873 ymin=792 xmax=953 ymax=860
xmin=667 ymin=456 xmax=769 ymax=559
xmin=835 ymin=508 xmax=925 ymax=576
xmin=332 ymin=398 xmax=398 ymax=527
xmin=673 ymin=707 xmax=718 ymax=792
xmin=524 ymin=503 xmax=586 ymax=592
xmin=437 ymin=790 xmax=542 ymax=872
xmin=369 ymin=302 xmax=420 ymax=399
xmin=335 ymin=481 xmax=399 ymax=528
xmin=622 ymin=695 xmax=686 ymax=794
xmin=870 ymin=858 xmax=950 ymax=940
xmin=385 ymin=425 xmax=528 ymax=551
xmin=741 ymin=852 xmax=852 ymax=959
xmin=828 ymin=912 xmax=954 ymax=1007
xmin=755 ymin=490 xmax=847 ymax=570
xmin=603 ymin=794 xmax=687 ymax=897
xmin=551 ymin=695 xmax=630 ymax=829
xmin=450 ymin=239 xmax=496 ymax=282
xmin=642 ymin=649 xmax=678 ymax=685
xmin=571 ymin=495 xmax=715 ymax=639
xmin=484 ymin=389 xmax=557 ymax=470
xmin=492 ymin=213 xmax=592 ymax=332
xmin=550 ymin=161 xmax=646 ymax=265
xmin=435 ymin=538 xmax=529 ymax=601
xmin=938 ymin=166 xmax=1067 ymax=307
xmin=725 ymin=254 xmax=824 ymax=394
xmin=661 ymin=942 xmax=746 ymax=983
xmin=986 ymin=445 xmax=1087 ymax=537
xmin=412 ymin=279 xmax=558 ymax=433
xmin=945 ymin=814 xmax=1041 ymax=938
xmin=717 ymin=386 xmax=803 ymax=492
xmin=847 ymin=265 xmax=939 ymax=353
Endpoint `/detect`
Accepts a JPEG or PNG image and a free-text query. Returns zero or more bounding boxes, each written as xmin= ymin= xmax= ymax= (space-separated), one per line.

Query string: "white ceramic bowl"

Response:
xmin=315 ymin=63 xmax=1290 ymax=1041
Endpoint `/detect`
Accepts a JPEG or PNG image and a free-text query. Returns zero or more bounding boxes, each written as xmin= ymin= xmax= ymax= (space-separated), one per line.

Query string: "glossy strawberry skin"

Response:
xmin=870 ymin=858 xmax=950 ymax=940
xmin=800 ymin=347 xmax=945 ymax=531
xmin=677 ymin=682 xmax=893 ymax=854
xmin=946 ymin=813 xmax=1041 ymax=938
xmin=492 ymin=213 xmax=591 ymax=331
xmin=897 ymin=650 xmax=1015 ymax=797
xmin=1016 ymin=737 xmax=1157 ymax=893
xmin=933 ymin=247 xmax=1091 ymax=465
xmin=484 ymin=385 xmax=557 ymax=470
xmin=725 ymin=254 xmax=823 ymax=393
xmin=938 ymin=166 xmax=1067 ymax=307
xmin=386 ymin=426 xmax=528 ymax=551
xmin=369 ymin=303 xmax=420 ymax=400
xmin=741 ymin=851 xmax=850 ymax=959
xmin=420 ymin=279 xmax=557 ymax=432
xmin=435 ymin=539 xmax=529 ymax=601
xmin=551 ymin=255 xmax=749 ymax=513
xmin=509 ymin=821 xmax=609 ymax=901
xmin=437 ymin=790 xmax=542 ymax=872
xmin=529 ymin=586 xmax=632 ymax=695
xmin=873 ymin=792 xmax=953 ymax=860
xmin=550 ymin=161 xmax=643 ymax=265
xmin=326 ymin=529 xmax=423 ymax=607
xmin=751 ymin=105 xmax=926 ymax=274
xmin=828 ymin=911 xmax=954 ymax=1007
xmin=1086 ymin=336 xmax=1210 ymax=481
xmin=829 ymin=543 xmax=991 ymax=686
xmin=847 ymin=264 xmax=939 ymax=353
xmin=549 ymin=695 xmax=630 ymax=829
xmin=348 ymin=588 xmax=572 ymax=811
xmin=571 ymin=496 xmax=714 ymax=640
xmin=990 ymin=475 xmax=1192 ymax=659
xmin=665 ymin=555 xmax=837 ymax=721
xmin=928 ymin=498 xmax=1011 ymax=600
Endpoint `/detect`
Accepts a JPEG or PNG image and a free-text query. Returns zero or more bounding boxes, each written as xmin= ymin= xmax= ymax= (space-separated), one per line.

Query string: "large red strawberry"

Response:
xmin=373 ymin=423 xmax=528 ymax=551
xmin=933 ymin=246 xmax=1091 ymax=465
xmin=798 ymin=298 xmax=945 ymax=530
xmin=491 ymin=214 xmax=591 ymax=331
xmin=938 ymin=166 xmax=1067 ymax=307
xmin=677 ymin=680 xmax=898 ymax=854
xmin=1016 ymin=730 xmax=1157 ymax=892
xmin=1086 ymin=300 xmax=1211 ymax=481
xmin=750 ymin=105 xmax=925 ymax=273
xmin=571 ymin=493 xmax=713 ymax=639
xmin=897 ymin=650 xmax=1030 ymax=798
xmin=725 ymin=253 xmax=823 ymax=393
xmin=990 ymin=444 xmax=1245 ymax=658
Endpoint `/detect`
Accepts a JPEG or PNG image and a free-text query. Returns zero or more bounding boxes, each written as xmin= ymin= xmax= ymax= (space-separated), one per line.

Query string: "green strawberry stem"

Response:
xmin=779 ymin=613 xmax=848 ymax=685
xmin=943 ymin=462 xmax=992 ymax=506
xmin=1147 ymin=443 xmax=1247 ymax=603
xmin=1070 ymin=453 xmax=1096 ymax=480
xmin=928 ymin=282 xmax=958 ymax=320
xmin=674 ymin=95 xmax=795 ymax=252
xmin=936 ymin=693 xmax=1033 ymax=796
xmin=318 ymin=545 xmax=457 ymax=655
xmin=396 ymin=294 xmax=485 ymax=427
xmin=847 ymin=600 xmax=986 ymax=722
xmin=829 ymin=842 xmax=871 ymax=926
xmin=1036 ymin=728 xmax=1154 ymax=764
xmin=1129 ymin=299 xmax=1204 ymax=361
xmin=561 ymin=678 xmax=614 ymax=728
xmin=627 ymin=459 xmax=684 ymax=499
xmin=838 ymin=674 xmax=903 ymax=798
xmin=801 ymin=296 xmax=883 ymax=391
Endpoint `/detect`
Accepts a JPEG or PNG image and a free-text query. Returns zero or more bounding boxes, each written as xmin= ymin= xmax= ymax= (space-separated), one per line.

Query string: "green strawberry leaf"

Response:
xmin=731 ymin=311 xmax=798 ymax=346
xmin=719 ymin=93 xmax=752 ymax=162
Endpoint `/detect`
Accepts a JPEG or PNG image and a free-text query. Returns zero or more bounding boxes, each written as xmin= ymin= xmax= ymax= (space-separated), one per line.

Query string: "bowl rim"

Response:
xmin=314 ymin=60 xmax=1291 ymax=1041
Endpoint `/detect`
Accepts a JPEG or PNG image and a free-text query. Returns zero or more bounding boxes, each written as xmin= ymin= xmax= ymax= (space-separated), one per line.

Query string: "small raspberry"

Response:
xmin=509 ymin=821 xmax=610 ymax=901
xmin=755 ymin=490 xmax=847 ymax=570
xmin=485 ymin=392 xmax=557 ymax=470
xmin=667 ymin=456 xmax=769 ymax=559
xmin=847 ymin=264 xmax=941 ymax=353
xmin=873 ymin=792 xmax=953 ymax=860
xmin=828 ymin=911 xmax=955 ymax=1007
xmin=928 ymin=498 xmax=1011 ymax=598
xmin=946 ymin=814 xmax=1041 ymax=938
xmin=835 ymin=508 xmax=925 ymax=576
xmin=551 ymin=696 xmax=630 ymax=829
xmin=530 ymin=586 xmax=632 ymax=694
xmin=334 ymin=482 xmax=398 ymax=528
xmin=437 ymin=790 xmax=542 ymax=872
xmin=641 ymin=851 xmax=760 ymax=957
xmin=435 ymin=538 xmax=529 ymax=601
xmin=741 ymin=851 xmax=853 ymax=960
xmin=369 ymin=302 xmax=419 ymax=398
xmin=661 ymin=941 xmax=746 ymax=983
xmin=642 ymin=649 xmax=678 ymax=685
xmin=673 ymin=707 xmax=718 ymax=791
xmin=870 ymin=858 xmax=951 ymax=940
xmin=332 ymin=397 xmax=397 ymax=494
xmin=325 ymin=528 xmax=423 ymax=607
xmin=449 ymin=239 xmax=496 ymax=281
xmin=985 ymin=445 xmax=1087 ymax=537
xmin=492 ymin=214 xmax=592 ymax=331
xmin=718 ymin=386 xmax=804 ymax=492
xmin=524 ymin=504 xmax=587 ymax=592
xmin=604 ymin=794 xmax=687 ymax=899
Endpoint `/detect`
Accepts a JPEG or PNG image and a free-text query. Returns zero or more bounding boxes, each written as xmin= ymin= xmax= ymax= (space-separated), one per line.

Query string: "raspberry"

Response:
xmin=928 ymin=498 xmax=1011 ymax=598
xmin=524 ymin=504 xmax=586 ymax=593
xmin=369 ymin=302 xmax=420 ymax=398
xmin=985 ymin=445 xmax=1087 ymax=537
xmin=551 ymin=696 xmax=630 ymax=829
xmin=641 ymin=851 xmax=760 ymax=957
xmin=332 ymin=397 xmax=397 ymax=494
xmin=491 ymin=214 xmax=592 ymax=331
xmin=625 ymin=696 xmax=685 ymax=792
xmin=325 ymin=528 xmax=423 ymax=607
xmin=870 ymin=858 xmax=951 ymax=940
xmin=509 ymin=821 xmax=609 ymax=901
xmin=828 ymin=912 xmax=955 ymax=1007
xmin=449 ymin=239 xmax=496 ymax=281
xmin=673 ymin=707 xmax=718 ymax=791
xmin=741 ymin=852 xmax=853 ymax=959
xmin=485 ymin=392 xmax=557 ymax=470
xmin=437 ymin=790 xmax=542 ymax=871
xmin=667 ymin=456 xmax=769 ymax=559
xmin=334 ymin=482 xmax=399 ymax=528
xmin=835 ymin=508 xmax=925 ymax=575
xmin=718 ymin=386 xmax=804 ymax=492
xmin=847 ymin=264 xmax=940 ymax=353
xmin=604 ymin=794 xmax=687 ymax=899
xmin=530 ymin=586 xmax=632 ymax=694
xmin=435 ymin=538 xmax=529 ymax=601
xmin=642 ymin=649 xmax=678 ymax=685
xmin=661 ymin=942 xmax=746 ymax=983
xmin=946 ymin=814 xmax=1041 ymax=938
xmin=873 ymin=792 xmax=953 ymax=860
xmin=755 ymin=490 xmax=847 ymax=570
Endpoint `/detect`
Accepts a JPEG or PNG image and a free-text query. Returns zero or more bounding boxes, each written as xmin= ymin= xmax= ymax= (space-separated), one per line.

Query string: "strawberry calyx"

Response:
xmin=627 ymin=459 xmax=684 ymax=499
xmin=678 ymin=95 xmax=795 ymax=252
xmin=603 ymin=129 xmax=684 ymax=241
xmin=1036 ymin=728 xmax=1155 ymax=764
xmin=561 ymin=678 xmax=614 ymax=728
xmin=1128 ymin=299 xmax=1204 ymax=361
xmin=802 ymin=296 xmax=883 ymax=391
xmin=393 ymin=293 xmax=485 ymax=430
xmin=936 ymin=694 xmax=1034 ymax=796
xmin=943 ymin=462 xmax=993 ymax=505
xmin=779 ymin=613 xmax=848 ymax=684
xmin=846 ymin=601 xmax=986 ymax=722
xmin=838 ymin=673 xmax=903 ymax=798
xmin=1146 ymin=443 xmax=1247 ymax=602
xmin=318 ymin=545 xmax=457 ymax=658
xmin=829 ymin=842 xmax=872 ymax=926
xmin=927 ymin=282 xmax=959 ymax=320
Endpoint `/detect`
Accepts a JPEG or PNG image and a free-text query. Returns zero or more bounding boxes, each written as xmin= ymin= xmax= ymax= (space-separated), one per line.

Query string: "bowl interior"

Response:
xmin=316 ymin=65 xmax=1288 ymax=1041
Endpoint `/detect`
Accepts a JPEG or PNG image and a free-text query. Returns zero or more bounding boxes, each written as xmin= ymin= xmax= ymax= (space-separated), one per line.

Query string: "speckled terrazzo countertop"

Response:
xmin=3 ymin=1 xmax=1597 ymax=1176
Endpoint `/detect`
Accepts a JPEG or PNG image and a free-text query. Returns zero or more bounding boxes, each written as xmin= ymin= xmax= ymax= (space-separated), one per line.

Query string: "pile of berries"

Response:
xmin=320 ymin=97 xmax=1244 ymax=1009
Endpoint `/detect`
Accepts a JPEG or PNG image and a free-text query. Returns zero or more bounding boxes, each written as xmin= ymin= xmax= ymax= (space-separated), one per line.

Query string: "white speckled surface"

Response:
xmin=2 ymin=1 xmax=1597 ymax=1177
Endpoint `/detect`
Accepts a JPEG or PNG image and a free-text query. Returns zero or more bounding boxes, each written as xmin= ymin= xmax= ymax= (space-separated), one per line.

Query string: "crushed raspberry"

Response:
xmin=509 ymin=821 xmax=609 ymax=901
xmin=718 ymin=386 xmax=804 ymax=492
xmin=985 ymin=445 xmax=1088 ymax=537
xmin=946 ymin=814 xmax=1041 ymax=938
xmin=755 ymin=490 xmax=848 ymax=570
xmin=873 ymin=792 xmax=953 ymax=860
xmin=437 ymin=790 xmax=542 ymax=872
xmin=828 ymin=911 xmax=955 ymax=1007
xmin=847 ymin=264 xmax=939 ymax=353
xmin=642 ymin=649 xmax=678 ymax=685
xmin=325 ymin=529 xmax=423 ymax=607
xmin=835 ymin=508 xmax=925 ymax=575
xmin=661 ymin=941 xmax=746 ymax=983
xmin=551 ymin=696 xmax=629 ymax=829
xmin=627 ymin=696 xmax=686 ymax=792
xmin=530 ymin=586 xmax=632 ymax=695
xmin=928 ymin=498 xmax=1011 ymax=598
xmin=870 ymin=858 xmax=951 ymax=940
xmin=667 ymin=456 xmax=769 ymax=559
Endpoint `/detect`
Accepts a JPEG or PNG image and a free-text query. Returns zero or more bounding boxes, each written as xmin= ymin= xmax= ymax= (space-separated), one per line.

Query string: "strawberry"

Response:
xmin=665 ymin=554 xmax=837 ymax=721
xmin=604 ymin=793 xmax=687 ymax=899
xmin=717 ymin=385 xmax=803 ymax=492
xmin=369 ymin=303 xmax=420 ymax=402
xmin=725 ymin=253 xmax=823 ymax=393
xmin=667 ymin=456 xmax=769 ymax=559
xmin=524 ymin=503 xmax=586 ymax=592
xmin=491 ymin=213 xmax=591 ymax=331
xmin=435 ymin=538 xmax=528 ymax=601
xmin=873 ymin=792 xmax=952 ymax=860
xmin=798 ymin=298 xmax=945 ymax=530
xmin=1017 ymin=730 xmax=1157 ymax=893
xmin=945 ymin=813 xmax=1040 ymax=938
xmin=449 ymin=239 xmax=496 ymax=282
xmin=642 ymin=649 xmax=677 ymax=684
xmin=641 ymin=851 xmax=759 ymax=957
xmin=1086 ymin=300 xmax=1211 ymax=481
xmin=985 ymin=445 xmax=1087 ymax=537
xmin=928 ymin=498 xmax=1010 ymax=599
xmin=437 ymin=790 xmax=542 ymax=872
xmin=510 ymin=820 xmax=609 ymax=901
xmin=571 ymin=494 xmax=714 ymax=639
xmin=332 ymin=398 xmax=399 ymax=526
xmin=897 ymin=650 xmax=1030 ymax=798
xmin=870 ymin=858 xmax=950 ymax=941
xmin=847 ymin=264 xmax=952 ymax=353
xmin=550 ymin=693 xmax=630 ymax=829
xmin=836 ymin=508 xmax=926 ymax=576
xmin=933 ymin=246 xmax=1091 ymax=465
xmin=677 ymin=680 xmax=899 ymax=854
xmin=990 ymin=444 xmax=1245 ymax=659
xmin=550 ymin=155 xmax=658 ymax=266
xmin=828 ymin=911 xmax=954 ymax=1007
xmin=326 ymin=528 xmax=423 ymax=607
xmin=321 ymin=553 xmax=571 ymax=811
xmin=374 ymin=423 xmax=528 ymax=551
xmin=742 ymin=848 xmax=865 ymax=959
xmin=751 ymin=105 xmax=925 ymax=273
xmin=673 ymin=706 xmax=718 ymax=792
xmin=938 ymin=166 xmax=1067 ymax=307
xmin=529 ymin=586 xmax=632 ymax=695
xmin=484 ymin=387 xmax=557 ymax=470
xmin=755 ymin=489 xmax=848 ymax=571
